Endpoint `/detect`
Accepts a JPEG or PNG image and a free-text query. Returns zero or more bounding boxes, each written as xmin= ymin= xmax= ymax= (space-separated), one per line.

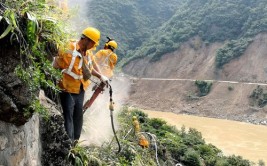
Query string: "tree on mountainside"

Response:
xmin=88 ymin=0 xmax=267 ymax=67
xmin=87 ymin=0 xmax=182 ymax=63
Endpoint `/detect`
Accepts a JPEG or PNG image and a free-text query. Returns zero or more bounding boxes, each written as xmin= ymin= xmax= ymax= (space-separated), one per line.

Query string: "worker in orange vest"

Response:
xmin=53 ymin=27 xmax=108 ymax=142
xmin=94 ymin=37 xmax=118 ymax=79
xmin=132 ymin=116 xmax=149 ymax=148
xmin=132 ymin=116 xmax=140 ymax=133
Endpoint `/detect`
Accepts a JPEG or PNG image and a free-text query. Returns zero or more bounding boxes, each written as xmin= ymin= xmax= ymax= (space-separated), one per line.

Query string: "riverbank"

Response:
xmin=142 ymin=109 xmax=267 ymax=164
xmin=127 ymin=78 xmax=267 ymax=127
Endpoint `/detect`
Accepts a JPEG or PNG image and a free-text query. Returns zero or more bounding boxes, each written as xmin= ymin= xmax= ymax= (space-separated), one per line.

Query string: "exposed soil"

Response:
xmin=123 ymin=34 xmax=267 ymax=125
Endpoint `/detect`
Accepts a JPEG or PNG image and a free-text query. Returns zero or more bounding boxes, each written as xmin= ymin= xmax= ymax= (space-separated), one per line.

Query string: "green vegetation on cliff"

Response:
xmin=0 ymin=0 xmax=69 ymax=122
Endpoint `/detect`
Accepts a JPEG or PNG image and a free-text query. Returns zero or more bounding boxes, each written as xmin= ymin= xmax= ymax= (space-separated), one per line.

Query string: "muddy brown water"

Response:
xmin=142 ymin=110 xmax=267 ymax=163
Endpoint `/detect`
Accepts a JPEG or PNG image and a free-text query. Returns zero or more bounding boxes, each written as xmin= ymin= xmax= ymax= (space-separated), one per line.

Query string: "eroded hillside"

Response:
xmin=124 ymin=34 xmax=267 ymax=124
xmin=123 ymin=34 xmax=267 ymax=82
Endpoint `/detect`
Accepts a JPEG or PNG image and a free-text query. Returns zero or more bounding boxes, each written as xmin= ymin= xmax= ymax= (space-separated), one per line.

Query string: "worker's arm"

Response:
xmin=92 ymin=68 xmax=109 ymax=84
xmin=91 ymin=68 xmax=101 ymax=78
xmin=52 ymin=50 xmax=68 ymax=69
xmin=92 ymin=60 xmax=101 ymax=74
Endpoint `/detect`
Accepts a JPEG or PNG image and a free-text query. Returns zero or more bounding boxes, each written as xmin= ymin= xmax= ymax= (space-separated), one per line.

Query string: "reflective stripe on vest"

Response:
xmin=62 ymin=43 xmax=84 ymax=80
xmin=99 ymin=52 xmax=113 ymax=68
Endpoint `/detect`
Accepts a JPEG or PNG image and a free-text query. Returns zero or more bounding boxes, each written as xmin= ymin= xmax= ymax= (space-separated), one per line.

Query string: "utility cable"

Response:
xmin=109 ymin=84 xmax=121 ymax=153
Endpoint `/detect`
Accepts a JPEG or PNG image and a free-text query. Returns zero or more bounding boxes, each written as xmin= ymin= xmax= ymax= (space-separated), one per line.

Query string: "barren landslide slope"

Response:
xmin=124 ymin=34 xmax=267 ymax=124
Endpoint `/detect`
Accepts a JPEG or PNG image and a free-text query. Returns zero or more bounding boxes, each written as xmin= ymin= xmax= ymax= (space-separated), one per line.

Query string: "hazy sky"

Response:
xmin=65 ymin=0 xmax=95 ymax=35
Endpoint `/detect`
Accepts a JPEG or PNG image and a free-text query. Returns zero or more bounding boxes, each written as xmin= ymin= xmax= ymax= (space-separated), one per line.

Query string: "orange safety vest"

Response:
xmin=95 ymin=49 xmax=117 ymax=78
xmin=55 ymin=40 xmax=95 ymax=94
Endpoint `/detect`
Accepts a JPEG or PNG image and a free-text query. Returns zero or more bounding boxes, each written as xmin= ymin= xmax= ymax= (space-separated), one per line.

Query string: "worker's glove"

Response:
xmin=100 ymin=75 xmax=109 ymax=86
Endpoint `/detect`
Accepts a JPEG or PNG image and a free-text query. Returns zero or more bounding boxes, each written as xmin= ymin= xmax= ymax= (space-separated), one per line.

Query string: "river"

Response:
xmin=142 ymin=110 xmax=267 ymax=163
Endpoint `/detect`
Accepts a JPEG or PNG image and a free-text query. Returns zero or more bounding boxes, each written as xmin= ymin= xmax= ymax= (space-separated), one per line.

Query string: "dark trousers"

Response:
xmin=60 ymin=89 xmax=85 ymax=141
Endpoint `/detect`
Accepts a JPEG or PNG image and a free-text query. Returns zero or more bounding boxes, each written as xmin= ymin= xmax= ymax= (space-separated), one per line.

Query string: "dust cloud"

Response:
xmin=59 ymin=0 xmax=95 ymax=36
xmin=80 ymin=77 xmax=130 ymax=146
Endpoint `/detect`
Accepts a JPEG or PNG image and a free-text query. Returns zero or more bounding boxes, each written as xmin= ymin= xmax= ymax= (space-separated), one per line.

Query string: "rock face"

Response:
xmin=0 ymin=5 xmax=71 ymax=165
xmin=0 ymin=32 xmax=33 ymax=126
xmin=0 ymin=91 xmax=72 ymax=166
xmin=0 ymin=115 xmax=41 ymax=166
xmin=0 ymin=21 xmax=41 ymax=165
xmin=39 ymin=90 xmax=72 ymax=166
xmin=40 ymin=115 xmax=72 ymax=166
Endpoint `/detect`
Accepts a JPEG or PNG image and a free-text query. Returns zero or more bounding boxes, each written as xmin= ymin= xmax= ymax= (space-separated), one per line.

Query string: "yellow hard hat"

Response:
xmin=132 ymin=116 xmax=137 ymax=120
xmin=106 ymin=40 xmax=118 ymax=49
xmin=82 ymin=27 xmax=101 ymax=46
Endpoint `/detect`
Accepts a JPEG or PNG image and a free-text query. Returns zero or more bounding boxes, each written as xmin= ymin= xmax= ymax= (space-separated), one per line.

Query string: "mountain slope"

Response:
xmin=88 ymin=0 xmax=267 ymax=68
xmin=129 ymin=0 xmax=267 ymax=65
xmin=123 ymin=34 xmax=267 ymax=82
xmin=125 ymin=34 xmax=267 ymax=127
xmin=87 ymin=0 xmax=182 ymax=62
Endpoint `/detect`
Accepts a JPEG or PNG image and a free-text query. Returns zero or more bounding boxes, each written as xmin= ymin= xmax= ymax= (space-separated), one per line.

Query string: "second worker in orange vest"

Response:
xmin=94 ymin=37 xmax=118 ymax=79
